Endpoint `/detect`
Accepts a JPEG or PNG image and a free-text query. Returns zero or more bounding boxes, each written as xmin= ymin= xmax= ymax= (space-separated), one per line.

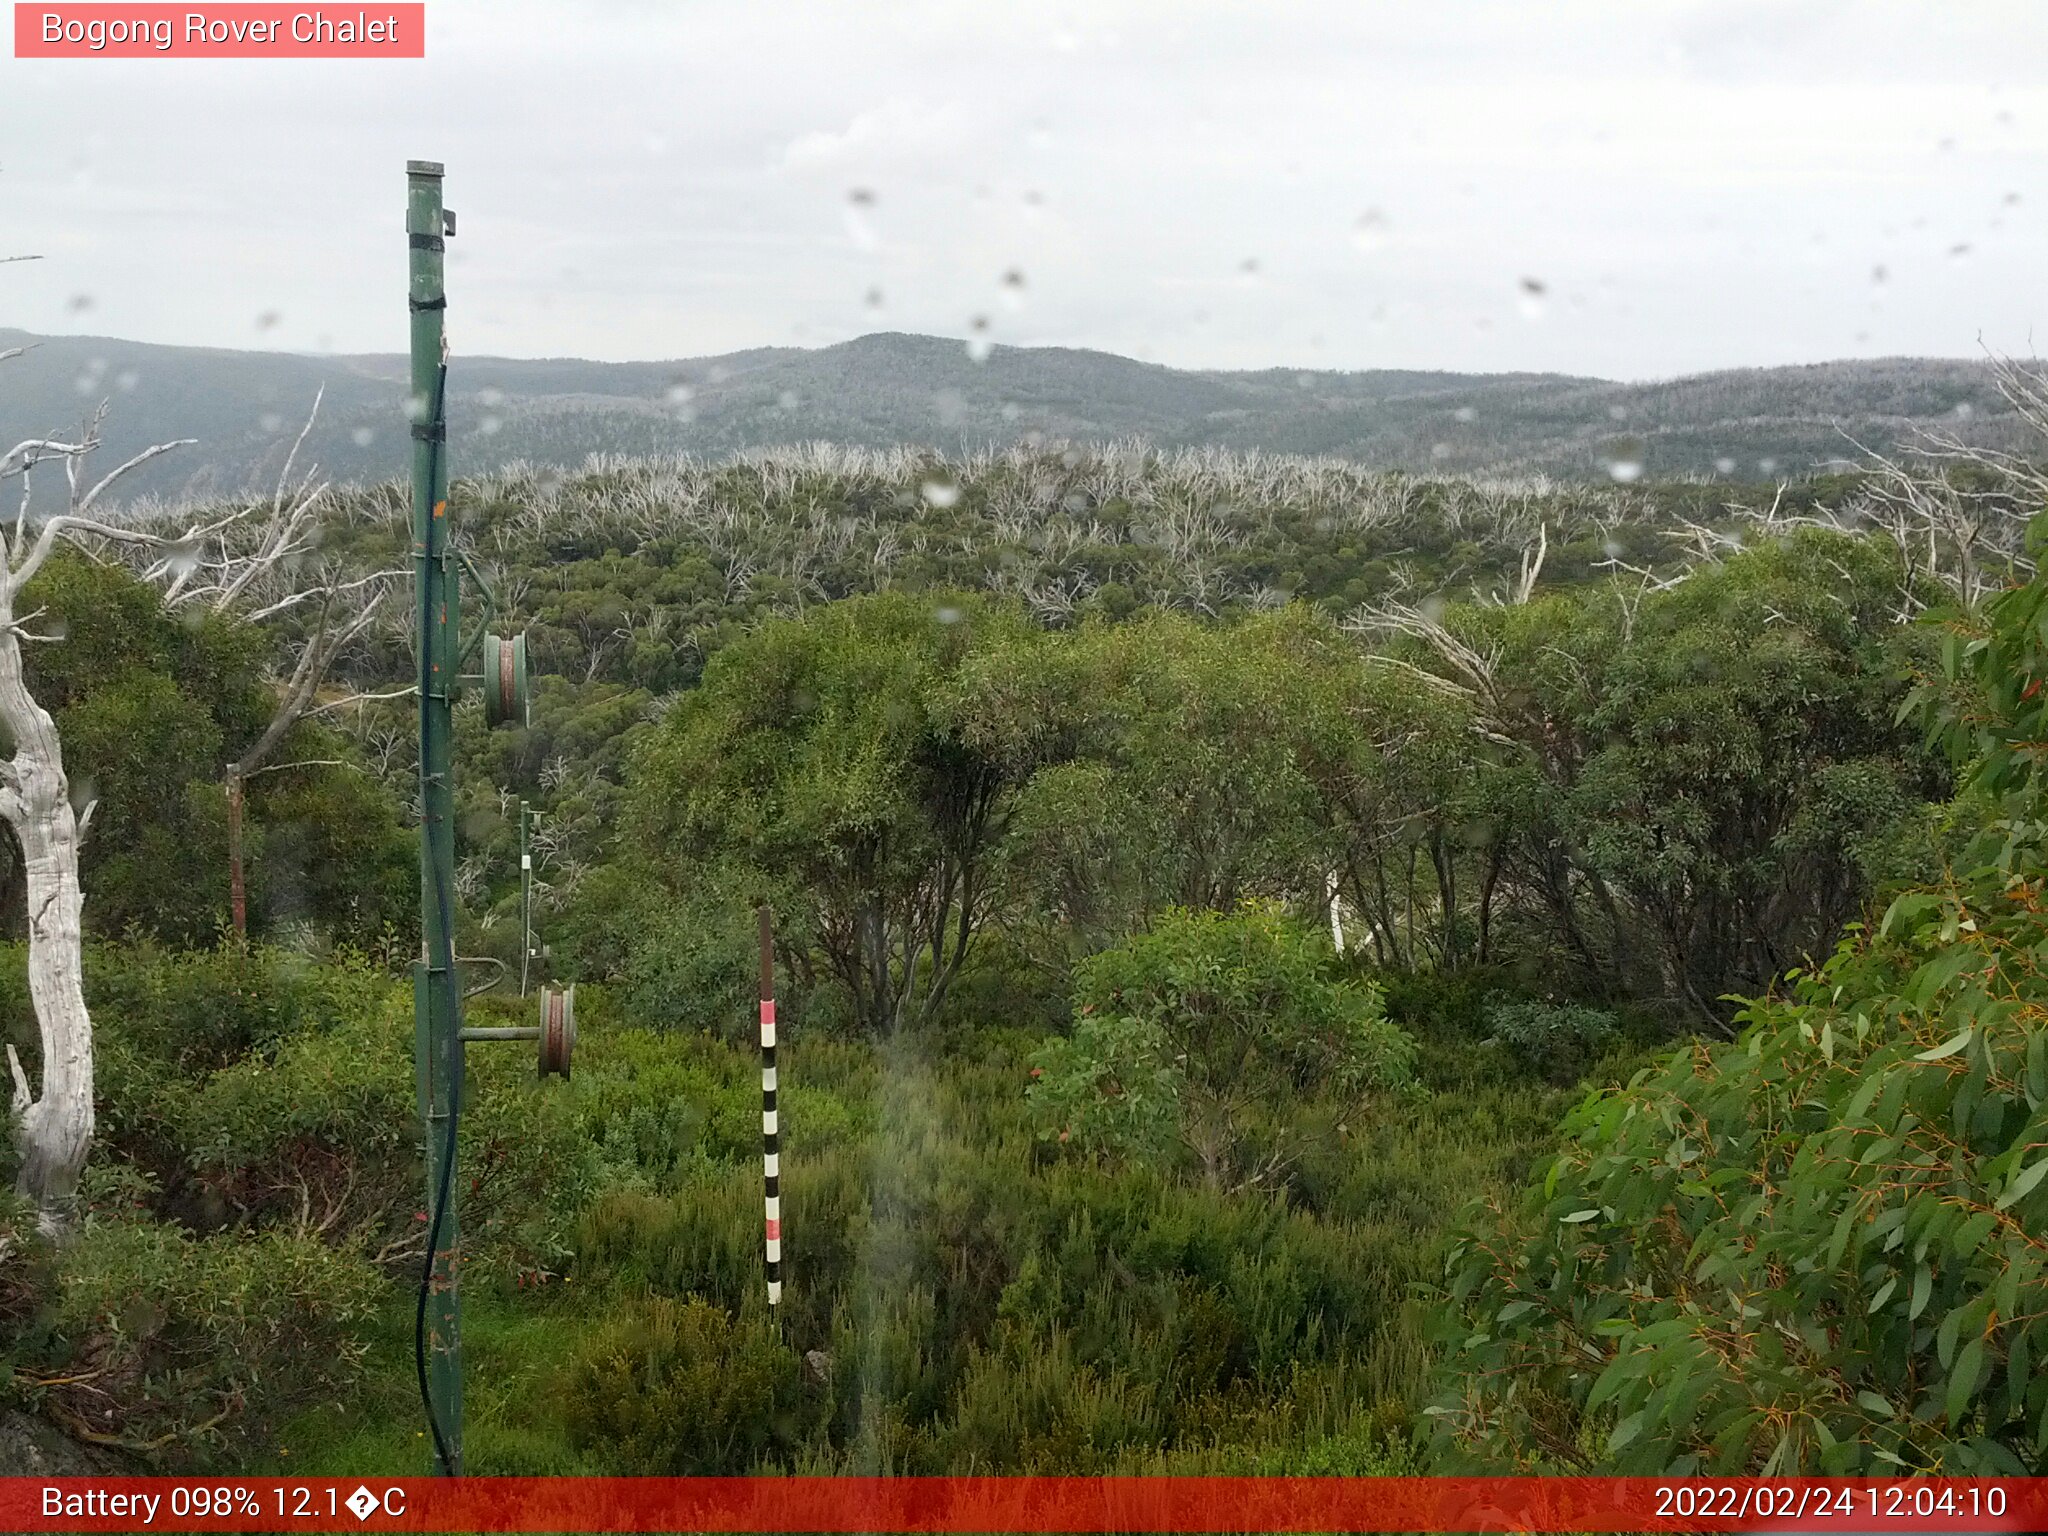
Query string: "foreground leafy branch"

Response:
xmin=1432 ymin=517 xmax=2048 ymax=1475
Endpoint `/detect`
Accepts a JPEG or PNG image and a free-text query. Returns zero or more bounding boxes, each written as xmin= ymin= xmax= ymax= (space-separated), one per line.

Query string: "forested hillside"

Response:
xmin=4 ymin=392 xmax=2047 ymax=1476
xmin=0 ymin=326 xmax=2028 ymax=507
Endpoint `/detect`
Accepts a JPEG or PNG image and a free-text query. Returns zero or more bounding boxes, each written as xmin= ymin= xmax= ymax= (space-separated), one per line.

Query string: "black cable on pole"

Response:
xmin=413 ymin=357 xmax=460 ymax=1478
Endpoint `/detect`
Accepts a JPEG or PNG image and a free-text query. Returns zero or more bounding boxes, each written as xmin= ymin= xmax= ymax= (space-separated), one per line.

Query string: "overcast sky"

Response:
xmin=3 ymin=0 xmax=2044 ymax=379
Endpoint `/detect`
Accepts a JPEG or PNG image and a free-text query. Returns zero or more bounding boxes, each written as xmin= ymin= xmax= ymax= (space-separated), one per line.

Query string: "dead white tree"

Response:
xmin=0 ymin=370 xmax=402 ymax=1227
xmin=1479 ymin=522 xmax=1547 ymax=607
xmin=1733 ymin=357 xmax=2048 ymax=614
xmin=0 ymin=383 xmax=201 ymax=1234
xmin=1344 ymin=598 xmax=1513 ymax=726
xmin=111 ymin=393 xmax=411 ymax=936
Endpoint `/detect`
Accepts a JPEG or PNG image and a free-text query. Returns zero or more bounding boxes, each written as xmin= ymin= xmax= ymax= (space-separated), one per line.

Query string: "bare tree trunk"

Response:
xmin=1476 ymin=843 xmax=1503 ymax=965
xmin=0 ymin=626 xmax=93 ymax=1236
xmin=226 ymin=768 xmax=247 ymax=941
xmin=0 ymin=360 xmax=222 ymax=1239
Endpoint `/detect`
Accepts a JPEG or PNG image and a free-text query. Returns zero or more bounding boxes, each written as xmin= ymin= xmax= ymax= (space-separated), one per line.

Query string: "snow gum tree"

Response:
xmin=0 ymin=383 xmax=199 ymax=1231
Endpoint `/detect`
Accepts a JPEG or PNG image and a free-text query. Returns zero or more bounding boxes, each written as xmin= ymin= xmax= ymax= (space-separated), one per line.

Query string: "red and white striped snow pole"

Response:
xmin=758 ymin=904 xmax=781 ymax=1313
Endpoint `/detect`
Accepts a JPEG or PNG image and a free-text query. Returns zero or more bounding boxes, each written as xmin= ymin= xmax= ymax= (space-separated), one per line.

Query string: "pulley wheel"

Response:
xmin=538 ymin=983 xmax=575 ymax=1080
xmin=483 ymin=631 xmax=530 ymax=728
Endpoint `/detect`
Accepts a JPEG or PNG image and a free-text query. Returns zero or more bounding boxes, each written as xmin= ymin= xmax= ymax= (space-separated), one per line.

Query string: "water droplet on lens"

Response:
xmin=1714 ymin=456 xmax=1737 ymax=475
xmin=865 ymin=286 xmax=885 ymax=310
xmin=1602 ymin=436 xmax=1645 ymax=484
xmin=67 ymin=293 xmax=92 ymax=313
xmin=1351 ymin=208 xmax=1390 ymax=254
xmin=965 ymin=316 xmax=992 ymax=362
xmin=256 ymin=311 xmax=280 ymax=331
xmin=778 ymin=390 xmax=799 ymax=410
xmin=843 ymin=188 xmax=880 ymax=250
xmin=1453 ymin=406 xmax=1476 ymax=423
xmin=260 ymin=412 xmax=283 ymax=434
xmin=1871 ymin=264 xmax=1888 ymax=284
xmin=921 ymin=480 xmax=961 ymax=509
xmin=479 ymin=414 xmax=502 ymax=436
xmin=351 ymin=427 xmax=375 ymax=448
xmin=1517 ymin=277 xmax=1547 ymax=321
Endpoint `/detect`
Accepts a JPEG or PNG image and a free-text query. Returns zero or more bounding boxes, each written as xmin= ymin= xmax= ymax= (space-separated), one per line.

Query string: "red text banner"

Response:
xmin=2 ymin=1477 xmax=2044 ymax=1533
xmin=14 ymin=5 xmax=425 ymax=58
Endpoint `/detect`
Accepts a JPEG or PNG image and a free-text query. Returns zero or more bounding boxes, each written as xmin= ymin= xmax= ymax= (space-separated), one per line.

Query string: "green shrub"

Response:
xmin=1029 ymin=903 xmax=1414 ymax=1190
xmin=936 ymin=1327 xmax=1161 ymax=1471
xmin=1375 ymin=966 xmax=1530 ymax=1038
xmin=1433 ymin=885 xmax=2048 ymax=1474
xmin=21 ymin=1217 xmax=380 ymax=1458
xmin=562 ymin=1001 xmax=1481 ymax=1475
xmin=571 ymin=1024 xmax=765 ymax=1185
xmin=1427 ymin=515 xmax=2048 ymax=1477
xmin=73 ymin=952 xmax=595 ymax=1281
xmin=563 ymin=1296 xmax=809 ymax=1472
xmin=931 ymin=937 xmax=1070 ymax=1036
xmin=0 ymin=943 xmax=388 ymax=1143
xmin=0 ymin=1190 xmax=47 ymax=1342
xmin=1482 ymin=1000 xmax=1620 ymax=1083
xmin=84 ymin=941 xmax=386 ymax=1082
xmin=621 ymin=895 xmax=767 ymax=1042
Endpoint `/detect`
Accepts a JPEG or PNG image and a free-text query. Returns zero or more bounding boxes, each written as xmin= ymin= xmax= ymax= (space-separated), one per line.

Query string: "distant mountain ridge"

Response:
xmin=0 ymin=327 xmax=2025 ymax=507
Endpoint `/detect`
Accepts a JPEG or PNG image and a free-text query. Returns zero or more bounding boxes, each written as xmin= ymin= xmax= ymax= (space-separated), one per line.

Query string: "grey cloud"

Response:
xmin=0 ymin=0 xmax=2042 ymax=377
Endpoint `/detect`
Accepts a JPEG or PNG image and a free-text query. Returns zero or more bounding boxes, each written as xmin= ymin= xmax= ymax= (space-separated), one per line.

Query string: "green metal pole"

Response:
xmin=519 ymin=801 xmax=532 ymax=998
xmin=407 ymin=157 xmax=463 ymax=1477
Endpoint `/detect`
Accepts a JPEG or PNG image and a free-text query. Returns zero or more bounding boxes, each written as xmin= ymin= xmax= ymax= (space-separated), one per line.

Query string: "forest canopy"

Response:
xmin=2 ymin=426 xmax=2044 ymax=1478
